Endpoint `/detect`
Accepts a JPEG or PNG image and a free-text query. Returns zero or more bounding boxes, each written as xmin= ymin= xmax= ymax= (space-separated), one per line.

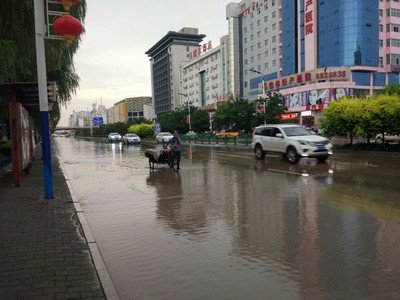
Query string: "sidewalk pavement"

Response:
xmin=0 ymin=151 xmax=106 ymax=299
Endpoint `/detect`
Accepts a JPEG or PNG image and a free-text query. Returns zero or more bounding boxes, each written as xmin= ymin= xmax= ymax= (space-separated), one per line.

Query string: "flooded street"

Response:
xmin=55 ymin=138 xmax=400 ymax=299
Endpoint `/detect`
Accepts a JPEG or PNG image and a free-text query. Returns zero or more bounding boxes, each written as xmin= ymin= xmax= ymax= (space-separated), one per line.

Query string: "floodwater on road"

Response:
xmin=55 ymin=138 xmax=400 ymax=300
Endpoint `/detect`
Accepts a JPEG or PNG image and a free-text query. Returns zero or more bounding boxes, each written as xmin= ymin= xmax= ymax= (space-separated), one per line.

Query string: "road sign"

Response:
xmin=154 ymin=123 xmax=160 ymax=133
xmin=92 ymin=117 xmax=103 ymax=126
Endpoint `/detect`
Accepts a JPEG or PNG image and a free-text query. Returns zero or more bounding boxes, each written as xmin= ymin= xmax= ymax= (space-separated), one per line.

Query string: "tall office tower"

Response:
xmin=146 ymin=28 xmax=205 ymax=115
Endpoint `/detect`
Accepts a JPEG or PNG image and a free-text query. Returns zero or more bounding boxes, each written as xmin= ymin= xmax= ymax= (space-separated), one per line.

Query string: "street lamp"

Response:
xmin=178 ymin=93 xmax=191 ymax=131
xmin=249 ymin=68 xmax=266 ymax=124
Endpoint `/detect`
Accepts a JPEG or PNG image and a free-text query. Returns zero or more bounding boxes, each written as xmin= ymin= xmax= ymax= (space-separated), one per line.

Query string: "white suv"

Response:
xmin=251 ymin=124 xmax=333 ymax=163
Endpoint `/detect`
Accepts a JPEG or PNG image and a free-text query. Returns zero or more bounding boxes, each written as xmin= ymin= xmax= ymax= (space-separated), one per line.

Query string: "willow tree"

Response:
xmin=0 ymin=0 xmax=87 ymax=126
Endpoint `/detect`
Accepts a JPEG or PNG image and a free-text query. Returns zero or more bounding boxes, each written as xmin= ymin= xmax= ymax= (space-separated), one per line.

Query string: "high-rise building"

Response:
xmin=146 ymin=28 xmax=205 ymax=115
xmin=227 ymin=0 xmax=400 ymax=125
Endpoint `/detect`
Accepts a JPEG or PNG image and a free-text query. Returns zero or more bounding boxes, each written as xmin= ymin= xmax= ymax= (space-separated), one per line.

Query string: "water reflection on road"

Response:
xmin=56 ymin=138 xmax=400 ymax=300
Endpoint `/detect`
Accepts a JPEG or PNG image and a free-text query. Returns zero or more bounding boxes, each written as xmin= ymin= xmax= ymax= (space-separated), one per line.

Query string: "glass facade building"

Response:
xmin=317 ymin=0 xmax=379 ymax=68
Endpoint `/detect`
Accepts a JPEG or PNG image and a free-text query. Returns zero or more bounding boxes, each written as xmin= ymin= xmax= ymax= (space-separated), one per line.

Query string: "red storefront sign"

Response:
xmin=261 ymin=67 xmax=350 ymax=92
xmin=280 ymin=113 xmax=299 ymax=120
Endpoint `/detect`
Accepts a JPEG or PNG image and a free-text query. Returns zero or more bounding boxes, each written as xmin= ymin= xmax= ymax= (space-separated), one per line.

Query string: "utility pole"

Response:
xmin=34 ymin=0 xmax=53 ymax=199
xmin=249 ymin=68 xmax=267 ymax=124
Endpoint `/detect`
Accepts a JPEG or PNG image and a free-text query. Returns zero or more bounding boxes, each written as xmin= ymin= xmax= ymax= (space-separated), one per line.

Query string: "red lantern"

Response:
xmin=58 ymin=0 xmax=79 ymax=11
xmin=53 ymin=15 xmax=83 ymax=44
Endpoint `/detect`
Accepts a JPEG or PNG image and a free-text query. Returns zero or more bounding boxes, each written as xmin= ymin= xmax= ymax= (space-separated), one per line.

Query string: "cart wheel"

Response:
xmin=171 ymin=157 xmax=179 ymax=172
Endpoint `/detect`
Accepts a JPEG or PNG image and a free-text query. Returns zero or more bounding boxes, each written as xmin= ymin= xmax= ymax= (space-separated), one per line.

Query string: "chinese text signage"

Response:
xmin=261 ymin=67 xmax=350 ymax=92
xmin=189 ymin=41 xmax=212 ymax=60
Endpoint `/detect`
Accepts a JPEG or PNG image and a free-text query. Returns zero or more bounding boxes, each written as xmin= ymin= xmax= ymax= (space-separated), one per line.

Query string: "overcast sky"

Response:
xmin=59 ymin=0 xmax=234 ymax=125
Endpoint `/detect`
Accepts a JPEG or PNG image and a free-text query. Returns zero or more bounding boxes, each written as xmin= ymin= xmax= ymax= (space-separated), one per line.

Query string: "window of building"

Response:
xmin=244 ymin=27 xmax=247 ymax=33
xmin=272 ymin=35 xmax=277 ymax=43
xmin=272 ymin=23 xmax=276 ymax=30
xmin=379 ymin=57 xmax=383 ymax=67
xmin=257 ymin=54 xmax=261 ymax=60
xmin=272 ymin=48 xmax=276 ymax=55
xmin=257 ymin=31 xmax=261 ymax=37
xmin=257 ymin=42 xmax=261 ymax=49
xmin=380 ymin=24 xmax=384 ymax=32
xmin=251 ymin=56 xmax=254 ymax=63
xmin=272 ymin=11 xmax=276 ymax=19
xmin=265 ymin=39 xmax=268 ymax=46
xmin=272 ymin=60 xmax=276 ymax=66
xmin=257 ymin=20 xmax=261 ymax=26
xmin=388 ymin=38 xmax=400 ymax=47
xmin=251 ymin=45 xmax=254 ymax=52
xmin=251 ymin=34 xmax=254 ymax=40
xmin=380 ymin=39 xmax=383 ymax=47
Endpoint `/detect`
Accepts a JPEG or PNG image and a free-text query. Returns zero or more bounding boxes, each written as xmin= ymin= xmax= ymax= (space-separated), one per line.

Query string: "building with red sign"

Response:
xmin=226 ymin=0 xmax=400 ymax=125
xmin=179 ymin=36 xmax=230 ymax=113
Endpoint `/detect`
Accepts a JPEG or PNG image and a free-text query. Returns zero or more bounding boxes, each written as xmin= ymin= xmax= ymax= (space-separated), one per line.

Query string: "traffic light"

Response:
xmin=185 ymin=115 xmax=190 ymax=125
xmin=258 ymin=103 xmax=265 ymax=113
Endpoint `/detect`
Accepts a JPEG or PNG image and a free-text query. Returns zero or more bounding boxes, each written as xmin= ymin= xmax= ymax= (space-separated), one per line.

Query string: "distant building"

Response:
xmin=107 ymin=107 xmax=114 ymax=124
xmin=68 ymin=101 xmax=108 ymax=128
xmin=68 ymin=110 xmax=90 ymax=128
xmin=111 ymin=97 xmax=153 ymax=123
xmin=146 ymin=27 xmax=206 ymax=115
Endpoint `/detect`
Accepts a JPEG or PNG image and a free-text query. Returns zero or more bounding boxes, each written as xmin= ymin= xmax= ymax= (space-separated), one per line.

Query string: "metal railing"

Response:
xmin=181 ymin=134 xmax=252 ymax=147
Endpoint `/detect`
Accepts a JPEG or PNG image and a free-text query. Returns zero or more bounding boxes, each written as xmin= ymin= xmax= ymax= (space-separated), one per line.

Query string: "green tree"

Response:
xmin=212 ymin=102 xmax=234 ymax=130
xmin=369 ymin=95 xmax=400 ymax=143
xmin=254 ymin=92 xmax=287 ymax=126
xmin=157 ymin=106 xmax=188 ymax=134
xmin=128 ymin=123 xmax=153 ymax=138
xmin=377 ymin=84 xmax=400 ymax=96
xmin=0 ymin=0 xmax=87 ymax=127
xmin=191 ymin=109 xmax=209 ymax=133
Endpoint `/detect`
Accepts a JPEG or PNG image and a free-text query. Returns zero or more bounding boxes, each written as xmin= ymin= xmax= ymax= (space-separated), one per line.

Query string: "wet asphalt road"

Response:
xmin=55 ymin=138 xmax=400 ymax=300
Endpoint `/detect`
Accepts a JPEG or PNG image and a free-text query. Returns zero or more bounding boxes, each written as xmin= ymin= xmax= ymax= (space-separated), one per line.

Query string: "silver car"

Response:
xmin=108 ymin=132 xmax=122 ymax=142
xmin=156 ymin=132 xmax=173 ymax=143
xmin=122 ymin=133 xmax=141 ymax=145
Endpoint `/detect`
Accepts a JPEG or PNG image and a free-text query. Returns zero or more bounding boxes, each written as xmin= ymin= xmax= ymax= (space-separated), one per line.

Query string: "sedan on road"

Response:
xmin=122 ymin=133 xmax=141 ymax=145
xmin=156 ymin=132 xmax=173 ymax=143
xmin=108 ymin=132 xmax=122 ymax=142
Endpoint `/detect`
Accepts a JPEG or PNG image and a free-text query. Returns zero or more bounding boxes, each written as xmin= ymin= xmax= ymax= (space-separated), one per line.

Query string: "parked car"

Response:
xmin=215 ymin=130 xmax=239 ymax=138
xmin=375 ymin=133 xmax=400 ymax=144
xmin=156 ymin=132 xmax=173 ymax=143
xmin=52 ymin=130 xmax=70 ymax=137
xmin=108 ymin=132 xmax=122 ymax=142
xmin=122 ymin=133 xmax=141 ymax=145
xmin=251 ymin=124 xmax=333 ymax=164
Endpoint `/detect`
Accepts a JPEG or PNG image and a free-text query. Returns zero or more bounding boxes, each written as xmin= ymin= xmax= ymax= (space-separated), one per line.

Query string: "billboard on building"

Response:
xmin=284 ymin=88 xmax=354 ymax=112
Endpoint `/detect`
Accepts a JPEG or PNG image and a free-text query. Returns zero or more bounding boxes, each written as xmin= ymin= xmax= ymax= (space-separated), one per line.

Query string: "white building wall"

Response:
xmin=143 ymin=104 xmax=156 ymax=120
xmin=170 ymin=44 xmax=199 ymax=111
xmin=180 ymin=45 xmax=226 ymax=110
xmin=240 ymin=0 xmax=280 ymax=98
